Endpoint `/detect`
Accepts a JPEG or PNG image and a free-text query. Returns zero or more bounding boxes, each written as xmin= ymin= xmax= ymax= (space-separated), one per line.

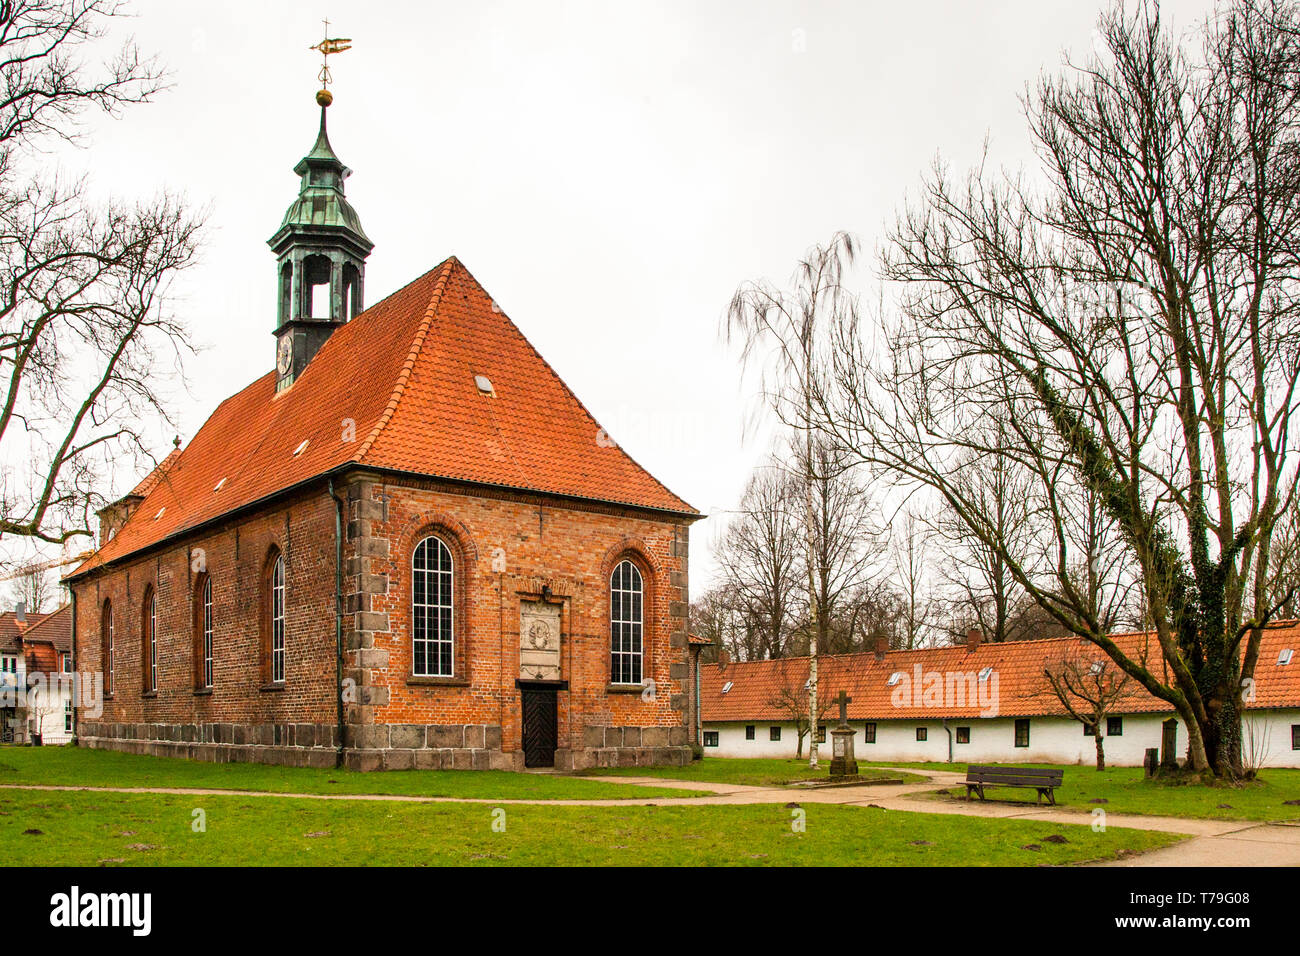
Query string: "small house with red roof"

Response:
xmin=700 ymin=624 xmax=1300 ymax=767
xmin=1 ymin=604 xmax=74 ymax=745
xmin=66 ymin=91 xmax=701 ymax=771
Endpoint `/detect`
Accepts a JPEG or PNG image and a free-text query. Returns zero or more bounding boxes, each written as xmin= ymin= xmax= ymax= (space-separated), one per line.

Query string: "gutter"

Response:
xmin=67 ymin=463 xmax=703 ymax=585
xmin=942 ymin=718 xmax=953 ymax=763
xmin=328 ymin=477 xmax=346 ymax=769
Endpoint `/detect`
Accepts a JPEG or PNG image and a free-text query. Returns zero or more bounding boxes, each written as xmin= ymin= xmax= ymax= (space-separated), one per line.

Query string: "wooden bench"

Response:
xmin=964 ymin=765 xmax=1064 ymax=805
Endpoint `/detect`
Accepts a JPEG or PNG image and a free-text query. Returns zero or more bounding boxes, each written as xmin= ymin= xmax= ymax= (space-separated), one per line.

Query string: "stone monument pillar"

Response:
xmin=828 ymin=690 xmax=858 ymax=776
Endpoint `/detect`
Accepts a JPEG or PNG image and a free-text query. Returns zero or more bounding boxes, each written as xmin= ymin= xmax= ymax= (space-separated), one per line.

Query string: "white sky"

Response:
xmin=49 ymin=0 xmax=1216 ymax=590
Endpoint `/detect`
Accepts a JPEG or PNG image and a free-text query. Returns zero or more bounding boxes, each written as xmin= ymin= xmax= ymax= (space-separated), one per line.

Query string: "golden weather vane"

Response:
xmin=309 ymin=18 xmax=352 ymax=106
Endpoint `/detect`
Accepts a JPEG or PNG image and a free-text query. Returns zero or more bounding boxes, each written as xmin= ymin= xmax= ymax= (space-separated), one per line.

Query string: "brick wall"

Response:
xmin=72 ymin=470 xmax=696 ymax=770
xmin=72 ymin=484 xmax=341 ymax=766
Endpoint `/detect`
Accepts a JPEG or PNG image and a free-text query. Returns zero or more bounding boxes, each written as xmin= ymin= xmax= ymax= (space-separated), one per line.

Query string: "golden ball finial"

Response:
xmin=316 ymin=88 xmax=333 ymax=107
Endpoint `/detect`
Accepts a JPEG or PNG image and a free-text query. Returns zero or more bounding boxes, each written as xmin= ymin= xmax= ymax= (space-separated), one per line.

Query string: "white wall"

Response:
xmin=703 ymin=709 xmax=1300 ymax=768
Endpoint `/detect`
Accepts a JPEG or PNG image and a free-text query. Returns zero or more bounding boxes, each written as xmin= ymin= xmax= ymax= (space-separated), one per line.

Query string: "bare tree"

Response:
xmin=892 ymin=508 xmax=937 ymax=649
xmin=0 ymin=1 xmax=204 ymax=553
xmin=725 ymin=231 xmax=859 ymax=768
xmin=814 ymin=0 xmax=1300 ymax=777
xmin=765 ymin=663 xmax=832 ymax=760
xmin=5 ymin=560 xmax=52 ymax=613
xmin=714 ymin=463 xmax=802 ymax=660
xmin=1043 ymin=651 xmax=1135 ymax=770
xmin=793 ymin=435 xmax=886 ymax=656
xmin=934 ymin=423 xmax=1038 ymax=643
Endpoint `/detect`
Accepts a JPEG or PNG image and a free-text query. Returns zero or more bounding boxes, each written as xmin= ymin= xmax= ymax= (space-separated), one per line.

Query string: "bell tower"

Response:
xmin=269 ymin=38 xmax=372 ymax=392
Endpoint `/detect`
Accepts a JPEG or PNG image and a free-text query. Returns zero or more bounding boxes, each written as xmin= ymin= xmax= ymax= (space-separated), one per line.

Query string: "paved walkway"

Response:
xmin=4 ymin=767 xmax=1297 ymax=865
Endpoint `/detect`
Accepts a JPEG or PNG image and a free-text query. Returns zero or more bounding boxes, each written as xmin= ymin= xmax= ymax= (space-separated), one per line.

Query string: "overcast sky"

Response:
xmin=52 ymin=0 xmax=1217 ymax=589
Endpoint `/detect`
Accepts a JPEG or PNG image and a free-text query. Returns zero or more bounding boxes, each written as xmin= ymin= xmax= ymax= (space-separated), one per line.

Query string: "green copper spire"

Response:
xmin=268 ymin=96 xmax=374 ymax=392
xmin=272 ymin=106 xmax=372 ymax=242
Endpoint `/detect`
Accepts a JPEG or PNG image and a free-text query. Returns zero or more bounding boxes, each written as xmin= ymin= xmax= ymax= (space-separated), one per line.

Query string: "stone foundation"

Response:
xmin=555 ymin=724 xmax=692 ymax=770
xmin=79 ymin=720 xmax=340 ymax=768
xmin=76 ymin=720 xmax=693 ymax=772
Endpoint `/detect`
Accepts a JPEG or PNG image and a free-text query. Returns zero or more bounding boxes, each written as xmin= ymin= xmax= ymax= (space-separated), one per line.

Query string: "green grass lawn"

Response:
xmin=585 ymin=756 xmax=923 ymax=787
xmin=0 ymin=746 xmax=705 ymax=801
xmin=859 ymin=760 xmax=1300 ymax=822
xmin=0 ymin=788 xmax=1182 ymax=866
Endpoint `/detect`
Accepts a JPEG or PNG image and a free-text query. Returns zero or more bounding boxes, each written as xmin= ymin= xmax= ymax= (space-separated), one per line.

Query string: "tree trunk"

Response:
xmin=1094 ymin=732 xmax=1105 ymax=770
xmin=804 ymin=393 xmax=819 ymax=770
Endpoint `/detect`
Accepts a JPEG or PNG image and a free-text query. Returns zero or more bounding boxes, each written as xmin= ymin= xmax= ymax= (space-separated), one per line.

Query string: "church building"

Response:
xmin=66 ymin=88 xmax=700 ymax=771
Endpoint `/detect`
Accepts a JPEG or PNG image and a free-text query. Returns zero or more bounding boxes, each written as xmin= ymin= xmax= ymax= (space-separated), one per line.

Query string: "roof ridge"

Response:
xmin=447 ymin=259 xmax=698 ymax=515
xmin=19 ymin=604 xmax=69 ymax=641
xmin=355 ymin=259 xmax=457 ymax=463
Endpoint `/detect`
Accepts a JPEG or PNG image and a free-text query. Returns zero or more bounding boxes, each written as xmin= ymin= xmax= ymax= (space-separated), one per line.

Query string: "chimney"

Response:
xmin=874 ymin=634 xmax=888 ymax=661
xmin=14 ymin=601 xmax=25 ymax=624
xmin=966 ymin=627 xmax=982 ymax=652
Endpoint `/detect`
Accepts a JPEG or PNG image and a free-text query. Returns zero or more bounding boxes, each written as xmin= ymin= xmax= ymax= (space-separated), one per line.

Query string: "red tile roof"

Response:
xmin=702 ymin=621 xmax=1300 ymax=721
xmin=0 ymin=610 xmax=49 ymax=652
xmin=128 ymin=447 xmax=182 ymax=500
xmin=71 ymin=257 xmax=697 ymax=577
xmin=688 ymin=633 xmax=713 ymax=646
xmin=19 ymin=604 xmax=71 ymax=655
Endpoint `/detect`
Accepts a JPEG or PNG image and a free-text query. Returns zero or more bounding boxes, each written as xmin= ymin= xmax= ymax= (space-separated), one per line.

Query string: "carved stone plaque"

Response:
xmin=519 ymin=601 xmax=562 ymax=681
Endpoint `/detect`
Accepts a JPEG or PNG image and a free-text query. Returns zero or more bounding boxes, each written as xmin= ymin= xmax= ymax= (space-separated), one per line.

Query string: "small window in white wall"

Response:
xmin=769 ymin=726 xmax=781 ymax=742
xmin=1107 ymin=716 xmax=1123 ymax=736
xmin=863 ymin=722 xmax=876 ymax=743
xmin=1292 ymin=725 xmax=1299 ymax=751
xmin=64 ymin=699 xmax=72 ymax=733
xmin=955 ymin=726 xmax=970 ymax=744
xmin=703 ymin=731 xmax=719 ymax=747
xmin=744 ymin=725 xmax=755 ymax=740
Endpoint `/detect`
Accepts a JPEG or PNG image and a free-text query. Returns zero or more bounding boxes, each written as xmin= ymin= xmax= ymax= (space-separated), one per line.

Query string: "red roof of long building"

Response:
xmin=72 ymin=257 xmax=696 ymax=576
xmin=702 ymin=621 xmax=1300 ymax=721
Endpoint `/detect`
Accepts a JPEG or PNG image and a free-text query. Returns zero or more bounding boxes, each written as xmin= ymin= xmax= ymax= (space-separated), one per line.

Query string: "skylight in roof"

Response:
xmin=153 ymin=507 xmax=165 ymax=520
xmin=474 ymin=374 xmax=495 ymax=395
xmin=1279 ymin=648 xmax=1294 ymax=666
xmin=978 ymin=666 xmax=994 ymax=682
xmin=1089 ymin=660 xmax=1104 ymax=676
xmin=887 ymin=671 xmax=904 ymax=687
xmin=293 ymin=439 xmax=309 ymax=456
xmin=721 ymin=681 xmax=734 ymax=694
xmin=213 ymin=477 xmax=227 ymax=492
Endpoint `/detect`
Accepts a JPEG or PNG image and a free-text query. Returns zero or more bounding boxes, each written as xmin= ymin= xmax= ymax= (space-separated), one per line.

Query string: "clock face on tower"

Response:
xmin=276 ymin=336 xmax=293 ymax=375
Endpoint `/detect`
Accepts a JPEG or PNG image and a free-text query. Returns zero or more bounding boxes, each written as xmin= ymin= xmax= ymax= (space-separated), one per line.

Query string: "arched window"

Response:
xmin=269 ymin=555 xmax=285 ymax=683
xmin=412 ymin=535 xmax=454 ymax=677
xmin=101 ymin=600 xmax=114 ymax=695
xmin=610 ymin=560 xmax=643 ymax=685
xmin=193 ymin=574 xmax=213 ymax=689
xmin=142 ymin=586 xmax=157 ymax=693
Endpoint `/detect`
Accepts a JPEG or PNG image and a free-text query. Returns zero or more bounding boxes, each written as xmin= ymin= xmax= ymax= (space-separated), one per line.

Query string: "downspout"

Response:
xmin=943 ymin=718 xmax=953 ymax=763
xmin=694 ymin=647 xmax=702 ymax=746
xmin=69 ymin=588 xmax=77 ymax=745
xmin=328 ymin=478 xmax=346 ymax=769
